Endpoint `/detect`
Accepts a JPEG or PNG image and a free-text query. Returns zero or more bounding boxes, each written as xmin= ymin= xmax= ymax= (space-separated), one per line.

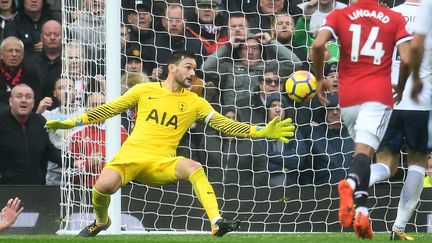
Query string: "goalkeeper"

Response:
xmin=45 ymin=51 xmax=295 ymax=237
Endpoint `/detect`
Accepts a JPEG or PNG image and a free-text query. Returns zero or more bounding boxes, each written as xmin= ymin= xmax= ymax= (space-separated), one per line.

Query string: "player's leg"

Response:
xmin=340 ymin=102 xmax=392 ymax=239
xmin=93 ymin=168 xmax=123 ymax=223
xmin=369 ymin=149 xmax=398 ymax=187
xmin=391 ymin=110 xmax=429 ymax=240
xmin=78 ymin=167 xmax=123 ymax=237
xmin=175 ymin=158 xmax=240 ymax=237
xmin=369 ymin=111 xmax=404 ymax=187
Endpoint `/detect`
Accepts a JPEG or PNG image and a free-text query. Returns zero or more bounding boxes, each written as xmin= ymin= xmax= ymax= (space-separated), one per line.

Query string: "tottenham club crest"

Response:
xmin=178 ymin=101 xmax=187 ymax=112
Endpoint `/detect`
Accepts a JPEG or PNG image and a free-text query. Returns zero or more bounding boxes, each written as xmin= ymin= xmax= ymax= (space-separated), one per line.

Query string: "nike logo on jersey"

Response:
xmin=148 ymin=97 xmax=157 ymax=99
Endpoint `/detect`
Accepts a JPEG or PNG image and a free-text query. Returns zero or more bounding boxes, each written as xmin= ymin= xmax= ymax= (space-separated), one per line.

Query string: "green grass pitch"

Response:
xmin=0 ymin=233 xmax=431 ymax=243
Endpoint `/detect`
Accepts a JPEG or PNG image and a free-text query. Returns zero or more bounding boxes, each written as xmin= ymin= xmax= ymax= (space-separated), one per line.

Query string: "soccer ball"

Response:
xmin=285 ymin=70 xmax=317 ymax=102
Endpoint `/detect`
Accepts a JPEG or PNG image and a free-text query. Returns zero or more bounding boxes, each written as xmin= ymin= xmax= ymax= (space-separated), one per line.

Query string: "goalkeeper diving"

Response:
xmin=45 ymin=51 xmax=295 ymax=237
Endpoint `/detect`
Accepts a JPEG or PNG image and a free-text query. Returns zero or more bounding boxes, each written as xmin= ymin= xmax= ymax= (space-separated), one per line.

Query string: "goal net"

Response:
xmin=58 ymin=0 xmax=432 ymax=234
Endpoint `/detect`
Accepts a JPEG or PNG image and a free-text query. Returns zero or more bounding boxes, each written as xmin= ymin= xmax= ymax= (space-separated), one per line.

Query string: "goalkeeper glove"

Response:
xmin=255 ymin=117 xmax=295 ymax=143
xmin=44 ymin=114 xmax=88 ymax=133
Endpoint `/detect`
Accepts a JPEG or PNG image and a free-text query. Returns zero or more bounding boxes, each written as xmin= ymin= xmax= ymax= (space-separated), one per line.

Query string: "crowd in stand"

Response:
xmin=0 ymin=0 xmax=429 ymax=188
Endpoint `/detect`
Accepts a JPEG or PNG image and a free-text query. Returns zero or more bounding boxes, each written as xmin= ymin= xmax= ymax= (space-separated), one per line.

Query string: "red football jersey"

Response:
xmin=322 ymin=0 xmax=411 ymax=107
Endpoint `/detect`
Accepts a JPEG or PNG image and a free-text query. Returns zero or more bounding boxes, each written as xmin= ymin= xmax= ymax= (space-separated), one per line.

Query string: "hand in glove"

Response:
xmin=44 ymin=115 xmax=87 ymax=133
xmin=255 ymin=117 xmax=295 ymax=143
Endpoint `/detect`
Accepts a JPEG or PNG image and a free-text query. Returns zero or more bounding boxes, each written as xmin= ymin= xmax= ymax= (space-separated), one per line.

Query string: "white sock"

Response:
xmin=369 ymin=163 xmax=391 ymax=187
xmin=347 ymin=178 xmax=356 ymax=191
xmin=355 ymin=206 xmax=369 ymax=216
xmin=211 ymin=216 xmax=222 ymax=225
xmin=393 ymin=165 xmax=426 ymax=231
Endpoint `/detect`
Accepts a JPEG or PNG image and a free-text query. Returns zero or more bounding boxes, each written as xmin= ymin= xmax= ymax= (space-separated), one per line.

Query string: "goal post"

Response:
xmin=105 ymin=0 xmax=122 ymax=234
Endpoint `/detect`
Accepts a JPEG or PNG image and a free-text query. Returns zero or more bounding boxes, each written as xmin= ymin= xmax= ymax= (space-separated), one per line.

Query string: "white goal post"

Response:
xmin=57 ymin=0 xmax=432 ymax=235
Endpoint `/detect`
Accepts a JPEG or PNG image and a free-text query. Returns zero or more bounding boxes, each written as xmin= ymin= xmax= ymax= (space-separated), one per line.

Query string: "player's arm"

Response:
xmin=206 ymin=111 xmax=295 ymax=143
xmin=311 ymin=29 xmax=333 ymax=105
xmin=409 ymin=33 xmax=425 ymax=101
xmin=45 ymin=86 xmax=141 ymax=133
xmin=394 ymin=40 xmax=412 ymax=104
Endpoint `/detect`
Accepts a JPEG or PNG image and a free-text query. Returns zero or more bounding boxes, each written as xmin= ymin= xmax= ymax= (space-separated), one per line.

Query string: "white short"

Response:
xmin=340 ymin=102 xmax=392 ymax=150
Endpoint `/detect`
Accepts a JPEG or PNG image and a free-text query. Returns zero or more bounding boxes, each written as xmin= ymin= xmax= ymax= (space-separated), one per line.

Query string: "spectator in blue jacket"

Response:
xmin=309 ymin=92 xmax=354 ymax=185
xmin=260 ymin=93 xmax=311 ymax=186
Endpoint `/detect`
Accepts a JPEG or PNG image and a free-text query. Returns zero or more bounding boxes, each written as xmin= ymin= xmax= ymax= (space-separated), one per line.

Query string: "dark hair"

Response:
xmin=167 ymin=51 xmax=196 ymax=65
xmin=258 ymin=61 xmax=278 ymax=83
xmin=229 ymin=12 xmax=246 ymax=19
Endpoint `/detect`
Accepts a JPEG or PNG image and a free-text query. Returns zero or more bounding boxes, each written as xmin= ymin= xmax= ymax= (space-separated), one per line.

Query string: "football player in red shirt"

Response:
xmin=311 ymin=0 xmax=420 ymax=239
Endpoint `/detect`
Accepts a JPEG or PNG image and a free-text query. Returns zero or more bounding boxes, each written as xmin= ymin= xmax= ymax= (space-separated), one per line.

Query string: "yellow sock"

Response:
xmin=189 ymin=168 xmax=221 ymax=223
xmin=92 ymin=187 xmax=111 ymax=224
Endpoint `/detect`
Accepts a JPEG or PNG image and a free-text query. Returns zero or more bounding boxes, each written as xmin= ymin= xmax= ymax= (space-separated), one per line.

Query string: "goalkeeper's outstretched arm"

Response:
xmin=207 ymin=111 xmax=295 ymax=143
xmin=45 ymin=91 xmax=139 ymax=133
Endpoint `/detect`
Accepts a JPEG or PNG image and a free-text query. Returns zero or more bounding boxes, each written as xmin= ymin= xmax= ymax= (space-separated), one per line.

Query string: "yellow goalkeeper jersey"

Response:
xmin=83 ymin=82 xmax=259 ymax=162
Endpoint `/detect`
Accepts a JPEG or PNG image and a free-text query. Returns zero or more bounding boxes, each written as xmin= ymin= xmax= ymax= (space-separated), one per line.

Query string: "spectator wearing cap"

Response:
xmin=4 ymin=0 xmax=55 ymax=58
xmin=308 ymin=92 xmax=354 ymax=185
xmin=123 ymin=46 xmax=144 ymax=74
xmin=185 ymin=0 xmax=228 ymax=55
xmin=124 ymin=0 xmax=154 ymax=44
xmin=25 ymin=20 xmax=62 ymax=107
xmin=256 ymin=92 xmax=310 ymax=186
xmin=141 ymin=2 xmax=208 ymax=80
xmin=203 ymin=30 xmax=299 ymax=108
xmin=324 ymin=61 xmax=338 ymax=91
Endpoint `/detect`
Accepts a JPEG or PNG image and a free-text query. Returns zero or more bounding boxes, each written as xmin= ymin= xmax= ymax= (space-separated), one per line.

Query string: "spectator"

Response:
xmin=70 ymin=92 xmax=128 ymax=187
xmin=237 ymin=62 xmax=284 ymax=125
xmin=259 ymin=93 xmax=310 ymax=186
xmin=224 ymin=0 xmax=305 ymax=22
xmin=297 ymin=0 xmax=346 ymax=37
xmin=203 ymin=31 xmax=300 ymax=108
xmin=0 ymin=36 xmax=41 ymax=112
xmin=4 ymin=0 xmax=55 ymax=58
xmin=0 ymin=197 xmax=23 ymax=232
xmin=36 ymin=78 xmax=86 ymax=185
xmin=64 ymin=42 xmax=101 ymax=105
xmin=249 ymin=0 xmax=286 ymax=33
xmin=273 ymin=12 xmax=308 ymax=68
xmin=200 ymin=12 xmax=249 ymax=106
xmin=186 ymin=0 xmax=228 ymax=55
xmin=141 ymin=3 xmax=208 ymax=79
xmin=309 ymin=92 xmax=354 ymax=185
xmin=293 ymin=0 xmax=344 ymax=64
xmin=120 ymin=24 xmax=130 ymax=53
xmin=0 ymin=84 xmax=63 ymax=185
xmin=227 ymin=12 xmax=248 ymax=44
xmin=123 ymin=46 xmax=144 ymax=75
xmin=124 ymin=0 xmax=154 ymax=44
xmin=25 ymin=20 xmax=61 ymax=105
xmin=68 ymin=0 xmax=105 ymax=68
xmin=0 ymin=0 xmax=17 ymax=45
